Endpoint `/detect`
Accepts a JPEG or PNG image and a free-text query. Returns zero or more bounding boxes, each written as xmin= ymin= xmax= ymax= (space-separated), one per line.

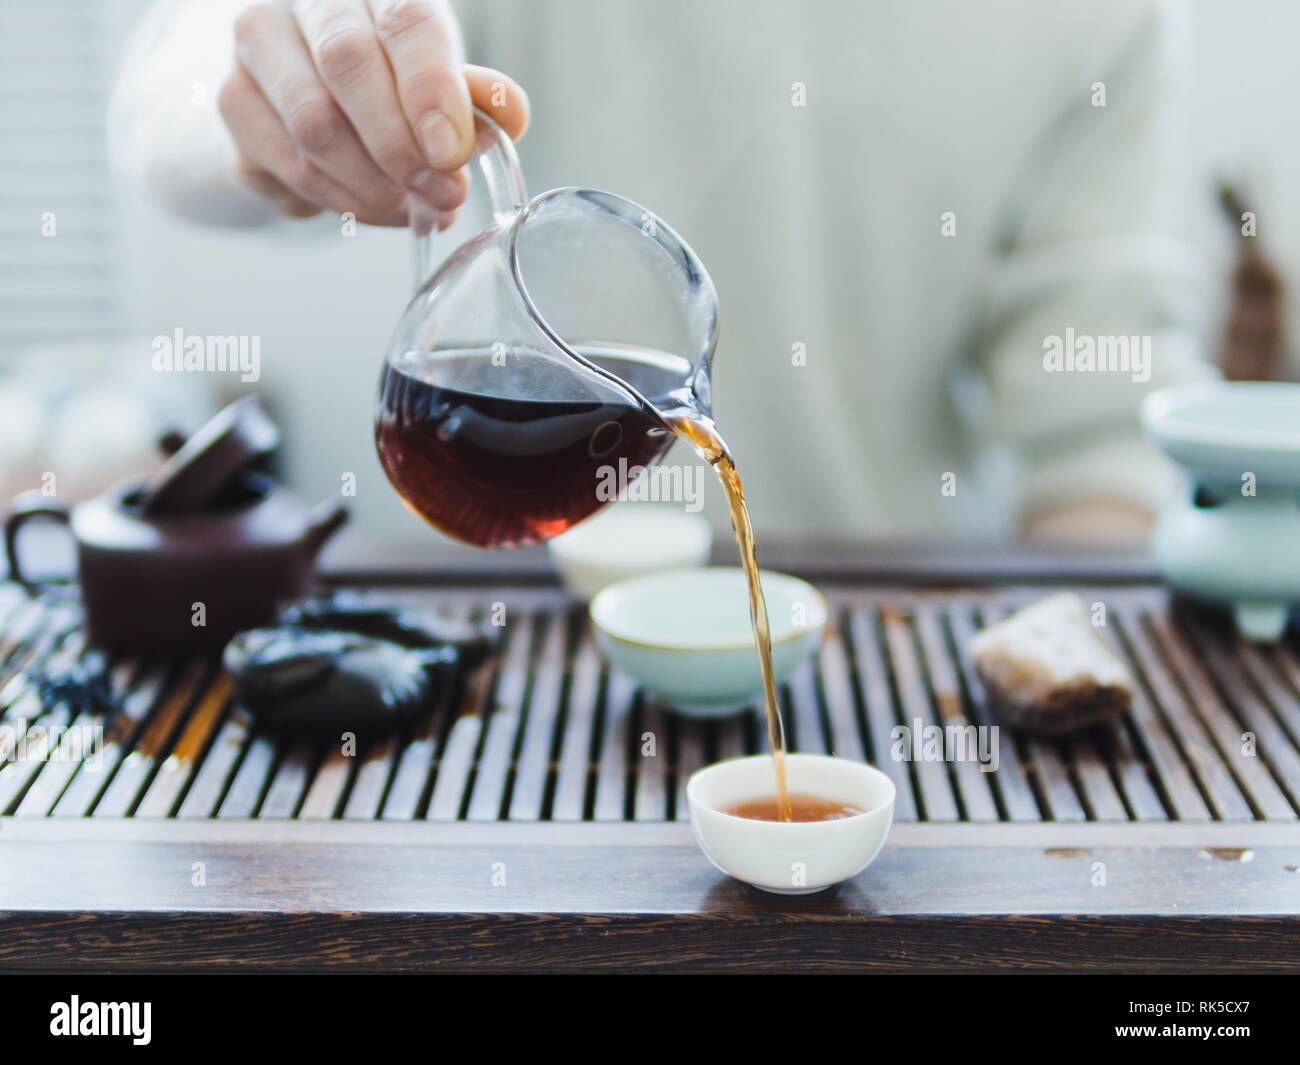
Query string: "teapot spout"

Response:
xmin=305 ymin=498 xmax=349 ymax=555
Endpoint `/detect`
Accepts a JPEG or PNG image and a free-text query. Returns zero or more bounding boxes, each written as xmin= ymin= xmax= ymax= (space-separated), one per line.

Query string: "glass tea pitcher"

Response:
xmin=375 ymin=109 xmax=718 ymax=548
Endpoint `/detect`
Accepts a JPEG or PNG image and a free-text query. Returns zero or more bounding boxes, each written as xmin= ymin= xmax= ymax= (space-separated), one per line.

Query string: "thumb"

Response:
xmin=463 ymin=65 xmax=530 ymax=141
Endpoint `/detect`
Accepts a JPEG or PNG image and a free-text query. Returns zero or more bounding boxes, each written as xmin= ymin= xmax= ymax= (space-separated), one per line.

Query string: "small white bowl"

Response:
xmin=688 ymin=754 xmax=896 ymax=894
xmin=1142 ymin=381 xmax=1300 ymax=488
xmin=589 ymin=567 xmax=828 ymax=716
xmin=547 ymin=504 xmax=712 ymax=601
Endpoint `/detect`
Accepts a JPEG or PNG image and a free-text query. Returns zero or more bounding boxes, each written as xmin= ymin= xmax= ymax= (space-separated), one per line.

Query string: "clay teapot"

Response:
xmin=4 ymin=398 xmax=347 ymax=652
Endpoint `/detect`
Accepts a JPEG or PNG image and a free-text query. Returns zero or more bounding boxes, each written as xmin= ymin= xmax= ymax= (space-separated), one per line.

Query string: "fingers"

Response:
xmin=236 ymin=1 xmax=411 ymax=221
xmin=293 ymin=0 xmax=465 ymax=212
xmin=366 ymin=0 xmax=475 ymax=170
xmin=235 ymin=151 xmax=324 ymax=219
xmin=218 ymin=0 xmax=526 ymax=225
xmin=218 ymin=63 xmax=372 ymax=219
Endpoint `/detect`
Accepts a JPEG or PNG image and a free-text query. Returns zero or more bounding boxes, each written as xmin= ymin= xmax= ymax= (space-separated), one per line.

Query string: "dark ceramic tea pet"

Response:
xmin=4 ymin=398 xmax=348 ymax=653
xmin=275 ymin=591 xmax=490 ymax=653
xmin=223 ymin=595 xmax=494 ymax=740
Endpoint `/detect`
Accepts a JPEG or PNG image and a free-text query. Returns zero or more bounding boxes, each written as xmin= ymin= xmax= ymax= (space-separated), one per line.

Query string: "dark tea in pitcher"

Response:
xmin=376 ymin=343 xmax=687 ymax=547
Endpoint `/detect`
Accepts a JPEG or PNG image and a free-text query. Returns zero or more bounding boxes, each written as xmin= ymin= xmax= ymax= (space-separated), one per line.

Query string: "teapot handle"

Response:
xmin=4 ymin=491 xmax=71 ymax=594
xmin=410 ymin=106 xmax=528 ymax=293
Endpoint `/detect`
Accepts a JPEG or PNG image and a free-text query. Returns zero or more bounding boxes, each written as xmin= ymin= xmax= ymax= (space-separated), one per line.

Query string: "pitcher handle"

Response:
xmin=410 ymin=106 xmax=528 ymax=293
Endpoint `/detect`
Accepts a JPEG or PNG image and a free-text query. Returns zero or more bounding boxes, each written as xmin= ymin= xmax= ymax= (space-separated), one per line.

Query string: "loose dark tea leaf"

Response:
xmin=34 ymin=653 xmax=117 ymax=717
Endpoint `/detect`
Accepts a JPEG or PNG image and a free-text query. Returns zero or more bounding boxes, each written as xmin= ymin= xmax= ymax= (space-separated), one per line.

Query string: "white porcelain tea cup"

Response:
xmin=687 ymin=753 xmax=896 ymax=894
xmin=547 ymin=504 xmax=712 ymax=601
xmin=589 ymin=567 xmax=827 ymax=716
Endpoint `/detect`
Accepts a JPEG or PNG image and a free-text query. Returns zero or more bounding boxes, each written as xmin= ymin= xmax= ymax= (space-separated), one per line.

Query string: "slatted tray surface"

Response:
xmin=6 ymin=572 xmax=1300 ymax=973
xmin=3 ymin=579 xmax=1300 ymax=827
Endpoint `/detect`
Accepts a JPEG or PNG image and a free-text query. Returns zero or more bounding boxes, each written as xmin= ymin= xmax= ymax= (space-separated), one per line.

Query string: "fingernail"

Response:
xmin=419 ymin=112 xmax=461 ymax=169
xmin=409 ymin=169 xmax=439 ymax=202
xmin=409 ymin=168 xmax=460 ymax=211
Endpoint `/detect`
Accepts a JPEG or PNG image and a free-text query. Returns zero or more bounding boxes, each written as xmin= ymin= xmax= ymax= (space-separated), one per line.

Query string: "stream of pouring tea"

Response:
xmin=666 ymin=413 xmax=793 ymax=823
xmin=376 ymin=339 xmax=793 ymax=821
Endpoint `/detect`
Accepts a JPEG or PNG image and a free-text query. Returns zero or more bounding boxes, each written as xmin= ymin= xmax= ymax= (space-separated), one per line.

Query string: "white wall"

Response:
xmin=113 ymin=186 xmax=437 ymax=537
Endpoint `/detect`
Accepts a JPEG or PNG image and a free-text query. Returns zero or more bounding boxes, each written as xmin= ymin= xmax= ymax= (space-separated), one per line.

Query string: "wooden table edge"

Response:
xmin=3 ymin=820 xmax=1299 ymax=972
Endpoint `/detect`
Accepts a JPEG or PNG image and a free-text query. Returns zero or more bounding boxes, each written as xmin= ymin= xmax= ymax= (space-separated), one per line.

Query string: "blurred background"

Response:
xmin=0 ymin=0 xmax=1295 ymax=554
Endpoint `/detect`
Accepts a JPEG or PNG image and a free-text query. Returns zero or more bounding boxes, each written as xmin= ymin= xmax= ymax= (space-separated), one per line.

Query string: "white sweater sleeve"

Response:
xmin=108 ymin=0 xmax=277 ymax=226
xmin=967 ymin=0 xmax=1218 ymax=521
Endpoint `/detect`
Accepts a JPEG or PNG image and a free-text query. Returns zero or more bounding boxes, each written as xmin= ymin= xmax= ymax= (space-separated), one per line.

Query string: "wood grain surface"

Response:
xmin=2 ymin=548 xmax=1298 ymax=973
xmin=1 ymin=820 xmax=1297 ymax=971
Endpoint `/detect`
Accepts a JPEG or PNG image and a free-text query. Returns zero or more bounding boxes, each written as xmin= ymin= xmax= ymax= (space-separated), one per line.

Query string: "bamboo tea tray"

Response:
xmin=1 ymin=546 xmax=1297 ymax=972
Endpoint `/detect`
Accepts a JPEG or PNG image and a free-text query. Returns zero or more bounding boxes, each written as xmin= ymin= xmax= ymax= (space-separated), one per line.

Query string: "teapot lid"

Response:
xmin=139 ymin=396 xmax=280 ymax=516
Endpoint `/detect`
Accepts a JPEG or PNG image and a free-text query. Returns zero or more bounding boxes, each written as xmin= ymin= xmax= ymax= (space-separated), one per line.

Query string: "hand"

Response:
xmin=217 ymin=0 xmax=529 ymax=226
xmin=1022 ymin=500 xmax=1155 ymax=542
